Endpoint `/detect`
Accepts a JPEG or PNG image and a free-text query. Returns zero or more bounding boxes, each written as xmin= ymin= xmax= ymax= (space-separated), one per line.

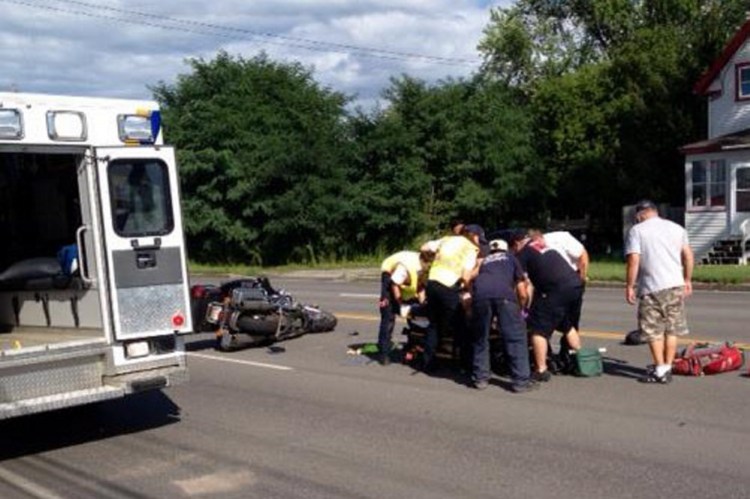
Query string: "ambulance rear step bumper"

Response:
xmin=0 ymin=385 xmax=125 ymax=420
xmin=0 ymin=364 xmax=187 ymax=420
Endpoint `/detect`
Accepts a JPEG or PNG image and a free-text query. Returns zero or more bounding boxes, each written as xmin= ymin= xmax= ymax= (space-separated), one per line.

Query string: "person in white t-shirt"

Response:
xmin=624 ymin=200 xmax=694 ymax=384
xmin=543 ymin=231 xmax=589 ymax=281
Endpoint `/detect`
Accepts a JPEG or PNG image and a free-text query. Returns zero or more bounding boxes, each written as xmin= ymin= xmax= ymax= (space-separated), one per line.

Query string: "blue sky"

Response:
xmin=0 ymin=0 xmax=509 ymax=110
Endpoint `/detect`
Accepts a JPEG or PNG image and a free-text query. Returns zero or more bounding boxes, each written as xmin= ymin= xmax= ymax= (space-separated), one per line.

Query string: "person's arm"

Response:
xmin=681 ymin=243 xmax=694 ymax=297
xmin=515 ymin=279 xmax=529 ymax=309
xmin=625 ymin=253 xmax=639 ymax=305
xmin=460 ymin=250 xmax=479 ymax=289
xmin=389 ymin=264 xmax=409 ymax=304
xmin=467 ymin=257 xmax=482 ymax=282
xmin=390 ymin=282 xmax=402 ymax=304
xmin=421 ymin=239 xmax=441 ymax=254
xmin=577 ymin=249 xmax=590 ymax=282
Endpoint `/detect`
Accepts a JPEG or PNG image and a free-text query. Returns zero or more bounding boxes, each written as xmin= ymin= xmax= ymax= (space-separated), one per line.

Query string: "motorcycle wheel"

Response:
xmin=303 ymin=309 xmax=337 ymax=333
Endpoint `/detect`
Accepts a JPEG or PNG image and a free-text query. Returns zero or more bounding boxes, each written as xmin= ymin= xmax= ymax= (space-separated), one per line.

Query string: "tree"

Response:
xmin=478 ymin=0 xmax=749 ymax=250
xmin=360 ymin=75 xmax=545 ymax=234
xmin=152 ymin=52 xmax=353 ymax=264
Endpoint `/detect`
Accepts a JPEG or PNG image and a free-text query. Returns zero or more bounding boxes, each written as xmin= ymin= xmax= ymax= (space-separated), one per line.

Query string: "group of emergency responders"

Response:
xmin=378 ymin=221 xmax=589 ymax=393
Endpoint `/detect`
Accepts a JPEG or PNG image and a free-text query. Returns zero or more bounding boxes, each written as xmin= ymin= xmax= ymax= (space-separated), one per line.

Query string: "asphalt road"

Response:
xmin=0 ymin=278 xmax=748 ymax=498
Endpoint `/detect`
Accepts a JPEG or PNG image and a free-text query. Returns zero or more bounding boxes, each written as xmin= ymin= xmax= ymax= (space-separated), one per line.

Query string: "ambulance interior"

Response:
xmin=0 ymin=151 xmax=105 ymax=351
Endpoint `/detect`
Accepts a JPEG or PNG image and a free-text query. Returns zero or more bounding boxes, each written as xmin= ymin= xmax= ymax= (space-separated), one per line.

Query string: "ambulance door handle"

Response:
xmin=135 ymin=251 xmax=157 ymax=269
xmin=76 ymin=225 xmax=94 ymax=286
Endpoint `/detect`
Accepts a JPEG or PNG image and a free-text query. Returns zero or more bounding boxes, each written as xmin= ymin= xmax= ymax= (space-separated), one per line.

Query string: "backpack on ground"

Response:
xmin=672 ymin=342 xmax=745 ymax=376
xmin=572 ymin=347 xmax=603 ymax=377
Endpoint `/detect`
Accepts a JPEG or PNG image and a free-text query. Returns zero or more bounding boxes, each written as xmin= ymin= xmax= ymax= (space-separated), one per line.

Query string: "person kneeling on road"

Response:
xmin=509 ymin=231 xmax=584 ymax=382
xmin=470 ymin=238 xmax=536 ymax=392
xmin=378 ymin=250 xmax=431 ymax=365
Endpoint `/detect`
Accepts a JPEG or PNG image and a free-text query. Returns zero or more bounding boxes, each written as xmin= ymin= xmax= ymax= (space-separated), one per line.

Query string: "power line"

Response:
xmin=0 ymin=0 xmax=481 ymax=68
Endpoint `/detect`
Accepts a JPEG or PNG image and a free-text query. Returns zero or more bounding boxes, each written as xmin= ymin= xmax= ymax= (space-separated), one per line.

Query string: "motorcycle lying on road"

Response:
xmin=190 ymin=277 xmax=338 ymax=351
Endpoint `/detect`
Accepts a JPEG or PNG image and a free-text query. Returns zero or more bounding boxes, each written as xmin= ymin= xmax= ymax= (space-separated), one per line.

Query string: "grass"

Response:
xmin=191 ymin=259 xmax=750 ymax=285
xmin=589 ymin=261 xmax=750 ymax=284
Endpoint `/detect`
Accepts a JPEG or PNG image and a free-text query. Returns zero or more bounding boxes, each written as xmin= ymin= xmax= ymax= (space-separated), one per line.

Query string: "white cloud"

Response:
xmin=0 ymin=0 xmax=510 ymax=108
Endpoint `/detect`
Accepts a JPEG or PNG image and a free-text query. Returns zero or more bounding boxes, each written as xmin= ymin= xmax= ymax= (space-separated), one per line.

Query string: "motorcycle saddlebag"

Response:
xmin=231 ymin=287 xmax=276 ymax=312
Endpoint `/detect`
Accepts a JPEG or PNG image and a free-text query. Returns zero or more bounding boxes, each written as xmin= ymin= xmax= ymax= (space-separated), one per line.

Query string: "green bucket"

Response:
xmin=574 ymin=348 xmax=603 ymax=377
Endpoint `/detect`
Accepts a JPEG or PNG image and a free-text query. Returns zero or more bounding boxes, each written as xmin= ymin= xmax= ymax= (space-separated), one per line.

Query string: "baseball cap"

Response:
xmin=463 ymin=224 xmax=489 ymax=256
xmin=634 ymin=199 xmax=657 ymax=213
xmin=489 ymin=239 xmax=508 ymax=252
xmin=463 ymin=224 xmax=488 ymax=243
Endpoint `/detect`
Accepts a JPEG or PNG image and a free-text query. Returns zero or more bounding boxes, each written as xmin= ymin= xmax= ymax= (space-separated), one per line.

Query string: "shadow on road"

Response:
xmin=0 ymin=391 xmax=180 ymax=461
xmin=184 ymin=336 xmax=220 ymax=352
xmin=603 ymin=357 xmax=647 ymax=379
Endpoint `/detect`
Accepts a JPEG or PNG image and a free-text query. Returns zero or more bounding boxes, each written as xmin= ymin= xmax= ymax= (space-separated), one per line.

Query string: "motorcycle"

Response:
xmin=190 ymin=277 xmax=337 ymax=351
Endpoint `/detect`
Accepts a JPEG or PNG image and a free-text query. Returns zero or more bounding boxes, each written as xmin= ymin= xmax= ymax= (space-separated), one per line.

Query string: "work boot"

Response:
xmin=378 ymin=350 xmax=391 ymax=366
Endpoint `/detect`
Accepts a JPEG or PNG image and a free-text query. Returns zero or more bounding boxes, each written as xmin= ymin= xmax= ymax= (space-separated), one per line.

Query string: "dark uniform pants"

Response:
xmin=471 ymin=297 xmax=531 ymax=387
xmin=378 ymin=272 xmax=400 ymax=354
xmin=425 ymin=280 xmax=468 ymax=368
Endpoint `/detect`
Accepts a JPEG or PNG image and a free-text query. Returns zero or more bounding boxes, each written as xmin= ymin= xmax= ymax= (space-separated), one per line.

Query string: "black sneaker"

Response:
xmin=638 ymin=369 xmax=672 ymax=384
xmin=511 ymin=381 xmax=540 ymax=393
xmin=418 ymin=357 xmax=437 ymax=374
xmin=532 ymin=370 xmax=551 ymax=382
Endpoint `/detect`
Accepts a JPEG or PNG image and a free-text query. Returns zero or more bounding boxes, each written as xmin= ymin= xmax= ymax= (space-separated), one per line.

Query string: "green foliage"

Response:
xmin=367 ymin=76 xmax=544 ymax=232
xmin=148 ymin=2 xmax=750 ymax=265
xmin=152 ymin=52 xmax=352 ymax=265
xmin=478 ymin=0 xmax=749 ymax=251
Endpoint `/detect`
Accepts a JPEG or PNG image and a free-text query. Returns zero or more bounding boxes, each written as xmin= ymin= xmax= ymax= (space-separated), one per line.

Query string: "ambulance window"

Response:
xmin=108 ymin=159 xmax=174 ymax=237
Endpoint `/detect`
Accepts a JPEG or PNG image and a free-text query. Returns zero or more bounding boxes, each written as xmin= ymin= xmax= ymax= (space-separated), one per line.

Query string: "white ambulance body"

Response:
xmin=0 ymin=92 xmax=190 ymax=419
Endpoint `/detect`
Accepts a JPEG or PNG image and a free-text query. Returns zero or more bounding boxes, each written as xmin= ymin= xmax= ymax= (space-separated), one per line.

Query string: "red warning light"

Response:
xmin=172 ymin=313 xmax=185 ymax=328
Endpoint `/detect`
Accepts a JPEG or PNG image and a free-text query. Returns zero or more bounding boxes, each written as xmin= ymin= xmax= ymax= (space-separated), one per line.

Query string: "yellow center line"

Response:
xmin=334 ymin=312 xmax=750 ymax=350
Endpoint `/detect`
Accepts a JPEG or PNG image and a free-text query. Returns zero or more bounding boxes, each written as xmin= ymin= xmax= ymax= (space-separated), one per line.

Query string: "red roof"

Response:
xmin=694 ymin=19 xmax=750 ymax=95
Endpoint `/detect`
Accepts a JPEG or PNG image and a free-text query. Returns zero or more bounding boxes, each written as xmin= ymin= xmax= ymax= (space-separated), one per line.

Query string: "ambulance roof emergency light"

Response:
xmin=47 ymin=110 xmax=87 ymax=141
xmin=118 ymin=110 xmax=161 ymax=144
xmin=0 ymin=109 xmax=23 ymax=139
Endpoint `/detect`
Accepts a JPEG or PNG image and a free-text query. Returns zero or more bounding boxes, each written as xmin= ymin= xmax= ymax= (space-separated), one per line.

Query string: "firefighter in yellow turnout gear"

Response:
xmin=420 ymin=225 xmax=484 ymax=371
xmin=378 ymin=251 xmax=430 ymax=365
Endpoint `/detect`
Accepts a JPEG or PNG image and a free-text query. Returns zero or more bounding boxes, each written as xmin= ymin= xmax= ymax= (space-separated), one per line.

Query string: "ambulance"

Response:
xmin=0 ymin=92 xmax=190 ymax=419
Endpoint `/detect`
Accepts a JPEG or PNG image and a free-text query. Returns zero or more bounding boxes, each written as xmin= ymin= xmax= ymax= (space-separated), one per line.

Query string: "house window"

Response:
xmin=735 ymin=63 xmax=750 ymax=100
xmin=736 ymin=63 xmax=750 ymax=100
xmin=691 ymin=159 xmax=726 ymax=209
xmin=737 ymin=167 xmax=750 ymax=212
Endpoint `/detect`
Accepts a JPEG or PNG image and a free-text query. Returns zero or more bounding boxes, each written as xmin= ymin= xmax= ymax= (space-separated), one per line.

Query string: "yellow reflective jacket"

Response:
xmin=380 ymin=251 xmax=421 ymax=301
xmin=428 ymin=236 xmax=478 ymax=288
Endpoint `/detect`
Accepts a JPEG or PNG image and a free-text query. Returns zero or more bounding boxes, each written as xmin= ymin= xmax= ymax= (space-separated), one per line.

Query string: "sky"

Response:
xmin=0 ymin=0 xmax=510 ymax=110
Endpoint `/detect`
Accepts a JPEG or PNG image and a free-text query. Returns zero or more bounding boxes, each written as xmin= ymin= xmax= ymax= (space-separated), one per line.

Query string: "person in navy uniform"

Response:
xmin=469 ymin=238 xmax=536 ymax=392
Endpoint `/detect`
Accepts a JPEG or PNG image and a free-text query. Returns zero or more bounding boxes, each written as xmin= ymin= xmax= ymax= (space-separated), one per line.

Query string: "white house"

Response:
xmin=681 ymin=21 xmax=750 ymax=264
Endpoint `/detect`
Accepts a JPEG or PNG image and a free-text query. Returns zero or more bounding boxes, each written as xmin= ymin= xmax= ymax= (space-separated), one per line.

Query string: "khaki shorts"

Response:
xmin=638 ymin=287 xmax=689 ymax=342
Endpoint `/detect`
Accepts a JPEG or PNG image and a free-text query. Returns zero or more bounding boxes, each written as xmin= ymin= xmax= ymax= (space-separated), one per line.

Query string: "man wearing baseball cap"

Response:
xmin=625 ymin=199 xmax=693 ymax=384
